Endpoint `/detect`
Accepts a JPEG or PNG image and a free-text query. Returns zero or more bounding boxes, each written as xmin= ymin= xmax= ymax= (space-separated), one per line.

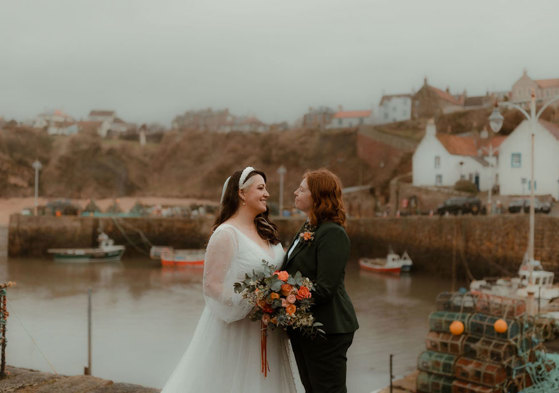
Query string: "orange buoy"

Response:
xmin=450 ymin=320 xmax=464 ymax=335
xmin=494 ymin=319 xmax=508 ymax=333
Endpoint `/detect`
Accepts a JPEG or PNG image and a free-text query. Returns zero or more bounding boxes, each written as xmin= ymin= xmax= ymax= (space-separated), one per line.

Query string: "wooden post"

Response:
xmin=84 ymin=289 xmax=92 ymax=375
xmin=389 ymin=354 xmax=394 ymax=393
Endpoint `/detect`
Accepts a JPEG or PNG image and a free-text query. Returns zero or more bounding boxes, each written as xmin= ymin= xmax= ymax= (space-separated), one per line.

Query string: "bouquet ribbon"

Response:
xmin=261 ymin=321 xmax=269 ymax=377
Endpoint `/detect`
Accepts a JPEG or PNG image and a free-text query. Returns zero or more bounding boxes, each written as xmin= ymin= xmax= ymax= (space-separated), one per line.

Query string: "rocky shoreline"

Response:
xmin=0 ymin=366 xmax=160 ymax=393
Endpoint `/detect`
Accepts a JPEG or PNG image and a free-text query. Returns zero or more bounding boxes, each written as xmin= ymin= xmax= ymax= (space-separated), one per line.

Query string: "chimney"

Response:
xmin=425 ymin=118 xmax=436 ymax=137
xmin=338 ymin=105 xmax=343 ymax=112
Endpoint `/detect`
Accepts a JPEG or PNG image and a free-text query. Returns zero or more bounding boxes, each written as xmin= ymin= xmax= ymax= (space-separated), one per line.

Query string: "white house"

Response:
xmin=327 ymin=110 xmax=375 ymax=129
xmin=33 ymin=110 xmax=77 ymax=135
xmin=497 ymin=120 xmax=559 ymax=199
xmin=377 ymin=94 xmax=412 ymax=124
xmin=413 ymin=121 xmax=505 ymax=191
xmin=511 ymin=70 xmax=559 ymax=104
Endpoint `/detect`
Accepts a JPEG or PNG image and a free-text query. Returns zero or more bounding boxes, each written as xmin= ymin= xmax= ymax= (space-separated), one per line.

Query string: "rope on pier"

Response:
xmin=6 ymin=299 xmax=58 ymax=375
xmin=110 ymin=217 xmax=151 ymax=256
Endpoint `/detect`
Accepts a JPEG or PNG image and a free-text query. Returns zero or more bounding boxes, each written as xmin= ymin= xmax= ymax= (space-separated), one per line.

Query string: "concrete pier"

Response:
xmin=0 ymin=366 xmax=160 ymax=393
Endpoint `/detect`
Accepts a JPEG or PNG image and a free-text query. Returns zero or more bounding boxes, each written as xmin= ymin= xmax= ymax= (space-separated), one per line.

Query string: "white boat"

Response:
xmin=470 ymin=254 xmax=559 ymax=313
xmin=149 ymin=246 xmax=173 ymax=260
xmin=47 ymin=232 xmax=125 ymax=263
xmin=359 ymin=251 xmax=413 ymax=274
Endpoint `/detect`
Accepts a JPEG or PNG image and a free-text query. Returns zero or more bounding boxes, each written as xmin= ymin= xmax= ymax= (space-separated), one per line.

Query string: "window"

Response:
xmin=359 ymin=118 xmax=364 ymax=125
xmin=434 ymin=156 xmax=440 ymax=169
xmin=436 ymin=175 xmax=442 ymax=185
xmin=511 ymin=153 xmax=521 ymax=168
xmin=338 ymin=119 xmax=342 ymax=126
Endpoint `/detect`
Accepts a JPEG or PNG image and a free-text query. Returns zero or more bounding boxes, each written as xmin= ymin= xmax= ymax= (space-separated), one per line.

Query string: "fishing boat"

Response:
xmin=160 ymin=248 xmax=205 ymax=267
xmin=47 ymin=232 xmax=125 ymax=263
xmin=149 ymin=246 xmax=173 ymax=260
xmin=470 ymin=254 xmax=559 ymax=313
xmin=359 ymin=251 xmax=413 ymax=274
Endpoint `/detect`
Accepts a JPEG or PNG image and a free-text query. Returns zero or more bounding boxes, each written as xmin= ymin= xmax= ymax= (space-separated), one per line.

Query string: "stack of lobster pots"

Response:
xmin=416 ymin=291 xmax=555 ymax=393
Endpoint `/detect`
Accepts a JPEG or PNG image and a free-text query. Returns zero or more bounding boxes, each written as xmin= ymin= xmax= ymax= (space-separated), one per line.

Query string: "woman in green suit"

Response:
xmin=282 ymin=168 xmax=359 ymax=393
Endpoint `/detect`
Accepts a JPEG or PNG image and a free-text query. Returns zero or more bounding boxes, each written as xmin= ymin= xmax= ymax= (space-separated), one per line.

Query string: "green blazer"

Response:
xmin=282 ymin=221 xmax=359 ymax=334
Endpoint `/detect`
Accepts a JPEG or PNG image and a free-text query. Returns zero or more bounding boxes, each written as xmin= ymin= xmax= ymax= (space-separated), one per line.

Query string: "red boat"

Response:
xmin=359 ymin=252 xmax=413 ymax=274
xmin=160 ymin=249 xmax=205 ymax=267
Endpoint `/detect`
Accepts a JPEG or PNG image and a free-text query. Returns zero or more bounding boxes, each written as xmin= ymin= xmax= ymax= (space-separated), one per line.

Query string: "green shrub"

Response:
xmin=454 ymin=179 xmax=478 ymax=194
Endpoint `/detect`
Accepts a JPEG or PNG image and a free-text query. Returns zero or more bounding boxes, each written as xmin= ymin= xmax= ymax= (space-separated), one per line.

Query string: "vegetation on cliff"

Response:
xmin=0 ymin=127 xmax=373 ymax=203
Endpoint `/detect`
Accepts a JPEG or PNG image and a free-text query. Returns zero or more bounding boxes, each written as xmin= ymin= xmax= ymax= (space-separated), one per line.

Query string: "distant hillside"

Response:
xmin=0 ymin=127 xmax=376 ymax=206
xmin=5 ymin=106 xmax=557 ymax=205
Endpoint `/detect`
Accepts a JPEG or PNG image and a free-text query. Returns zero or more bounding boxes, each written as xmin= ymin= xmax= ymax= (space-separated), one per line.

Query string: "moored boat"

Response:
xmin=470 ymin=254 xmax=559 ymax=314
xmin=359 ymin=251 xmax=413 ymax=274
xmin=160 ymin=249 xmax=205 ymax=267
xmin=47 ymin=232 xmax=125 ymax=263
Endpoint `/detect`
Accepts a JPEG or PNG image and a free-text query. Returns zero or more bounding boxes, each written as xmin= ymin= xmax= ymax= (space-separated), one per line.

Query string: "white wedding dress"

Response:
xmin=161 ymin=223 xmax=301 ymax=393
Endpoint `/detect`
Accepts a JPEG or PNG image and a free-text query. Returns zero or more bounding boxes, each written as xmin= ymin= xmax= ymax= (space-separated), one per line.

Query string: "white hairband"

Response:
xmin=220 ymin=176 xmax=231 ymax=204
xmin=219 ymin=166 xmax=255 ymax=204
xmin=239 ymin=166 xmax=255 ymax=189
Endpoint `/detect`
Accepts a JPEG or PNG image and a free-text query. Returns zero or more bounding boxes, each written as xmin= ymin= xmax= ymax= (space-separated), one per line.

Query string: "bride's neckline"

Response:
xmin=220 ymin=223 xmax=275 ymax=259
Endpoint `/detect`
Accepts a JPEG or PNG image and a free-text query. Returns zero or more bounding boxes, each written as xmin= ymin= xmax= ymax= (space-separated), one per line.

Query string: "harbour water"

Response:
xmin=1 ymin=255 xmax=459 ymax=393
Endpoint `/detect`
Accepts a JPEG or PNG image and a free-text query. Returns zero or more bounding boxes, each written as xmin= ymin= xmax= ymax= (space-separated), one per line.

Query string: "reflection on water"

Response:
xmin=1 ymin=256 xmax=458 ymax=393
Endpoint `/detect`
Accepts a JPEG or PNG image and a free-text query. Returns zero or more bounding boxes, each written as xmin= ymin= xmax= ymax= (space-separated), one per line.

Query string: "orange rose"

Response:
xmin=302 ymin=232 xmax=313 ymax=241
xmin=270 ymin=292 xmax=280 ymax=300
xmin=285 ymin=304 xmax=296 ymax=315
xmin=271 ymin=317 xmax=278 ymax=325
xmin=274 ymin=271 xmax=289 ymax=281
xmin=257 ymin=299 xmax=267 ymax=309
xmin=281 ymin=284 xmax=293 ymax=296
xmin=296 ymin=286 xmax=311 ymax=300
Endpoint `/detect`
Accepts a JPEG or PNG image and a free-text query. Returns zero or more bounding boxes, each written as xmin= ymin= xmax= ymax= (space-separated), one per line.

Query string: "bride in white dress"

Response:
xmin=161 ymin=167 xmax=301 ymax=393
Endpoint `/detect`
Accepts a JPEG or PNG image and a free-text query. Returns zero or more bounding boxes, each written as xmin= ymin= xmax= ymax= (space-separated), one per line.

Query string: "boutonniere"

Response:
xmin=299 ymin=222 xmax=316 ymax=244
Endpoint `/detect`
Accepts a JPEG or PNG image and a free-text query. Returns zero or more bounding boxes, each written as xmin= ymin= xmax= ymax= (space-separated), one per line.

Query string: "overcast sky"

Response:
xmin=1 ymin=0 xmax=558 ymax=126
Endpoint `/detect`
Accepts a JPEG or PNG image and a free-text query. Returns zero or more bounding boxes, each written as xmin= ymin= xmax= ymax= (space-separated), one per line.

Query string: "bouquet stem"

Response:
xmin=260 ymin=321 xmax=269 ymax=377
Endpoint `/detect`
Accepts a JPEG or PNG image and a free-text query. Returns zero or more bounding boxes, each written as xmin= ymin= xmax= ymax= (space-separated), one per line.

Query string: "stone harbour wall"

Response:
xmin=8 ymin=214 xmax=559 ymax=278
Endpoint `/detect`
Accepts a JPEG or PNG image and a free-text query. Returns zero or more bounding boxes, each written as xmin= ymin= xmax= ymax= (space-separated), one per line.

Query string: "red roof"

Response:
xmin=89 ymin=110 xmax=115 ymax=117
xmin=333 ymin=110 xmax=372 ymax=119
xmin=536 ymin=79 xmax=559 ymax=89
xmin=540 ymin=120 xmax=559 ymax=140
xmin=436 ymin=134 xmax=478 ymax=156
xmin=429 ymin=86 xmax=462 ymax=106
xmin=479 ymin=136 xmax=506 ymax=156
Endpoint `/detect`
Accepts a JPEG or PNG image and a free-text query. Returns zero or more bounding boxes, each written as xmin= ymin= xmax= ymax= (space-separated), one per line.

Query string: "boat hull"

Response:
xmin=48 ymin=246 xmax=125 ymax=263
xmin=161 ymin=249 xmax=205 ymax=268
xmin=359 ymin=259 xmax=402 ymax=274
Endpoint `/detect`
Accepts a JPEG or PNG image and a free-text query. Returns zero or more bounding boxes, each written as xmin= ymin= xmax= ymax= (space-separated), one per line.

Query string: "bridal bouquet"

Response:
xmin=234 ymin=260 xmax=324 ymax=375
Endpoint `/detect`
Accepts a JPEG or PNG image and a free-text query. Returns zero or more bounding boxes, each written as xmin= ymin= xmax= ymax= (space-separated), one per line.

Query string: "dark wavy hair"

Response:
xmin=213 ymin=169 xmax=280 ymax=245
xmin=305 ymin=168 xmax=346 ymax=228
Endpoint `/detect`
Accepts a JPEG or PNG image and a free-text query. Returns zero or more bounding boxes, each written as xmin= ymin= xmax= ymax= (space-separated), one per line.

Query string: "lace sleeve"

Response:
xmin=203 ymin=226 xmax=252 ymax=323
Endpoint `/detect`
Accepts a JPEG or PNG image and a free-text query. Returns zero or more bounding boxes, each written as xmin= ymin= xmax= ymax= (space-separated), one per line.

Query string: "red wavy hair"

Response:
xmin=305 ymin=168 xmax=346 ymax=227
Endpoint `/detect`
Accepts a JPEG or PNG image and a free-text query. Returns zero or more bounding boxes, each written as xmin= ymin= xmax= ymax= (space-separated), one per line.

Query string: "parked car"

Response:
xmin=508 ymin=198 xmax=552 ymax=214
xmin=507 ymin=199 xmax=526 ymax=213
xmin=436 ymin=197 xmax=486 ymax=216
